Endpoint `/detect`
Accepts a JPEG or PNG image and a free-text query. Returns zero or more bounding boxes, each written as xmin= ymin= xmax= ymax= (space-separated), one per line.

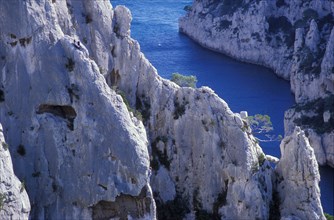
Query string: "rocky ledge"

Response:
xmin=0 ymin=0 xmax=327 ymax=219
xmin=179 ymin=0 xmax=334 ymax=168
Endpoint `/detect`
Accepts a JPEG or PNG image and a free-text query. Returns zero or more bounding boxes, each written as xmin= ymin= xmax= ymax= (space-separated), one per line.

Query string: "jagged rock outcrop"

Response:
xmin=179 ymin=0 xmax=334 ymax=167
xmin=284 ymin=97 xmax=334 ymax=167
xmin=0 ymin=124 xmax=30 ymax=219
xmin=275 ymin=127 xmax=325 ymax=220
xmin=0 ymin=0 xmax=327 ymax=219
xmin=0 ymin=0 xmax=154 ymax=219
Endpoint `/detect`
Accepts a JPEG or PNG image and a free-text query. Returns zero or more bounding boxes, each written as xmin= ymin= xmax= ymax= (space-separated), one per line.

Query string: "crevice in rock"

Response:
xmin=92 ymin=186 xmax=151 ymax=220
xmin=36 ymin=104 xmax=77 ymax=130
xmin=110 ymin=69 xmax=120 ymax=87
xmin=0 ymin=89 xmax=4 ymax=102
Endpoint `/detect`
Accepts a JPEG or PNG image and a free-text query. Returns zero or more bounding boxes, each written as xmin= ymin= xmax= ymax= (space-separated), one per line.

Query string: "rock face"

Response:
xmin=275 ymin=127 xmax=325 ymax=220
xmin=0 ymin=0 xmax=326 ymax=219
xmin=179 ymin=0 xmax=334 ymax=103
xmin=0 ymin=124 xmax=30 ymax=219
xmin=0 ymin=0 xmax=154 ymax=219
xmin=110 ymin=6 xmax=274 ymax=219
xmin=284 ymin=97 xmax=334 ymax=168
xmin=179 ymin=0 xmax=334 ymax=167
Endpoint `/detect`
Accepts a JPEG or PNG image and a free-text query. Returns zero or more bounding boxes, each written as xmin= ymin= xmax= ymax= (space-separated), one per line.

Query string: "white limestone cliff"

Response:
xmin=0 ymin=124 xmax=30 ymax=219
xmin=0 ymin=0 xmax=154 ymax=219
xmin=107 ymin=3 xmax=325 ymax=219
xmin=275 ymin=127 xmax=325 ymax=220
xmin=110 ymin=7 xmax=273 ymax=219
xmin=180 ymin=0 xmax=334 ymax=103
xmin=0 ymin=0 xmax=327 ymax=219
xmin=285 ymin=106 xmax=334 ymax=168
xmin=180 ymin=0 xmax=334 ymax=167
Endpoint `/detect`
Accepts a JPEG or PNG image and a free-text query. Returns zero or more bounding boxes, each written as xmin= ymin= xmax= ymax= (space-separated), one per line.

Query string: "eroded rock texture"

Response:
xmin=275 ymin=127 xmax=325 ymax=220
xmin=0 ymin=0 xmax=154 ymax=219
xmin=180 ymin=0 xmax=334 ymax=167
xmin=0 ymin=0 xmax=327 ymax=219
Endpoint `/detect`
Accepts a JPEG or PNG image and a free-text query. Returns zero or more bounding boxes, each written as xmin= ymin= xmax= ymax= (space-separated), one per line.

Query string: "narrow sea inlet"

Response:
xmin=113 ymin=0 xmax=333 ymax=214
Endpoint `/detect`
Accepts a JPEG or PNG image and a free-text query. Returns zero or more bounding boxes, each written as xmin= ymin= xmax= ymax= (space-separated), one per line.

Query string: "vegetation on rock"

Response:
xmin=247 ymin=114 xmax=282 ymax=142
xmin=171 ymin=73 xmax=197 ymax=88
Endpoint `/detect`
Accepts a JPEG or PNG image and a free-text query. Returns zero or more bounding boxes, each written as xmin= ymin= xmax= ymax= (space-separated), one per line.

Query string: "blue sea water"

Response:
xmin=112 ymin=0 xmax=333 ymax=214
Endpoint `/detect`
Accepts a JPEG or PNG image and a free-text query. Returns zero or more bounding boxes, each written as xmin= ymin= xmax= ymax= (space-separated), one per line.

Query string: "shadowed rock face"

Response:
xmin=92 ymin=186 xmax=152 ymax=220
xmin=36 ymin=104 xmax=77 ymax=130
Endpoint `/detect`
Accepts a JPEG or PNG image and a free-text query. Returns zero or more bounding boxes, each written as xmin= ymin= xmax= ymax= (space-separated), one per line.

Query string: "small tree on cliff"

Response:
xmin=247 ymin=114 xmax=282 ymax=142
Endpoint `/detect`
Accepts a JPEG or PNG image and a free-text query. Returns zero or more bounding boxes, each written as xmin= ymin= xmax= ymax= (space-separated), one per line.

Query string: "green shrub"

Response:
xmin=184 ymin=5 xmax=192 ymax=12
xmin=258 ymin=153 xmax=266 ymax=166
xmin=247 ymin=114 xmax=282 ymax=142
xmin=325 ymin=213 xmax=334 ymax=220
xmin=116 ymin=89 xmax=143 ymax=121
xmin=2 ymin=142 xmax=8 ymax=151
xmin=135 ymin=95 xmax=151 ymax=123
xmin=171 ymin=73 xmax=197 ymax=88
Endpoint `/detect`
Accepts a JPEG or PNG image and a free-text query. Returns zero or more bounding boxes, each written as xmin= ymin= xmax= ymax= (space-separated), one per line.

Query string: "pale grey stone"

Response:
xmin=0 ymin=124 xmax=30 ymax=219
xmin=276 ymin=127 xmax=325 ymax=220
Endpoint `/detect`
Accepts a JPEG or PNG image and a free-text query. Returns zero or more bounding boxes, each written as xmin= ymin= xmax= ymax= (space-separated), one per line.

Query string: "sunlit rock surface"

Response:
xmin=0 ymin=0 xmax=327 ymax=219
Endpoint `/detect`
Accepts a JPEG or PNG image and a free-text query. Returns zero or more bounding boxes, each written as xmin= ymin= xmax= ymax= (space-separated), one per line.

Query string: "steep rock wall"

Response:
xmin=105 ymin=3 xmax=325 ymax=220
xmin=0 ymin=0 xmax=154 ymax=219
xmin=0 ymin=0 xmax=327 ymax=219
xmin=275 ymin=127 xmax=325 ymax=220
